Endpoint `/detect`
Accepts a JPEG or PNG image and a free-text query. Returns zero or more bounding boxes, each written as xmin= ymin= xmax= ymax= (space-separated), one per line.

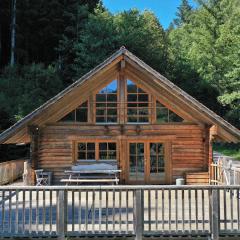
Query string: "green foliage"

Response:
xmin=173 ymin=0 xmax=193 ymax=26
xmin=168 ymin=0 xmax=240 ymax=126
xmin=213 ymin=143 xmax=240 ymax=160
xmin=0 ymin=0 xmax=239 ymax=139
xmin=0 ymin=0 xmax=99 ymax=67
xmin=57 ymin=3 xmax=92 ymax=84
xmin=72 ymin=7 xmax=168 ymax=78
xmin=0 ymin=64 xmax=63 ymax=125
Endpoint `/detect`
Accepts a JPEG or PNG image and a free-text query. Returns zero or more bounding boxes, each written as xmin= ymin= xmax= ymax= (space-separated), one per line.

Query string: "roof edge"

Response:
xmin=0 ymin=47 xmax=125 ymax=144
xmin=123 ymin=49 xmax=240 ymax=141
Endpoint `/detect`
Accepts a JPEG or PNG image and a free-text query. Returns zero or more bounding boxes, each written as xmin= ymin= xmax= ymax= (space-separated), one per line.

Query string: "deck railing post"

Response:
xmin=57 ymin=190 xmax=67 ymax=239
xmin=134 ymin=189 xmax=144 ymax=240
xmin=209 ymin=189 xmax=219 ymax=240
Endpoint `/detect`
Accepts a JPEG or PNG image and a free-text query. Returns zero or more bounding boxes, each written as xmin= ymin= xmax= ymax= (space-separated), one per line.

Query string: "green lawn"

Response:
xmin=214 ymin=144 xmax=240 ymax=160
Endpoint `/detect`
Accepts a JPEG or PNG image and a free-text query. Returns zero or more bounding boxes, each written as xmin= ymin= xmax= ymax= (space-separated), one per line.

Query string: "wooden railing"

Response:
xmin=210 ymin=162 xmax=224 ymax=185
xmin=210 ymin=158 xmax=240 ymax=185
xmin=1 ymin=185 xmax=240 ymax=239
xmin=0 ymin=159 xmax=25 ymax=185
xmin=233 ymin=167 xmax=240 ymax=185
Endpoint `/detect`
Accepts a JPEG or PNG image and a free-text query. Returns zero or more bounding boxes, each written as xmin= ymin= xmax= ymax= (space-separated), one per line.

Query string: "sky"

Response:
xmin=102 ymin=0 xmax=197 ymax=29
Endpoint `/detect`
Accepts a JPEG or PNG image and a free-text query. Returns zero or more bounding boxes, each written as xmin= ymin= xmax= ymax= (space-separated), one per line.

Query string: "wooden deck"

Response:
xmin=0 ymin=185 xmax=240 ymax=239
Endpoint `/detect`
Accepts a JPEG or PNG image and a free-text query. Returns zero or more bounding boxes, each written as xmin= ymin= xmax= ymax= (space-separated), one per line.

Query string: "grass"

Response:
xmin=217 ymin=148 xmax=240 ymax=160
xmin=213 ymin=143 xmax=240 ymax=160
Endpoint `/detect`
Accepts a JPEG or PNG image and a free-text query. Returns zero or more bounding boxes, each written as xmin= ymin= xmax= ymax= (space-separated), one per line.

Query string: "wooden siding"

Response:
xmin=37 ymin=124 xmax=207 ymax=184
xmin=185 ymin=172 xmax=209 ymax=185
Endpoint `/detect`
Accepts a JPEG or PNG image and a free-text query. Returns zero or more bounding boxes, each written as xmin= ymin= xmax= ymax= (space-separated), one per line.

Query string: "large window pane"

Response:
xmin=129 ymin=143 xmax=144 ymax=181
xmin=156 ymin=107 xmax=168 ymax=123
xmin=76 ymin=101 xmax=88 ymax=122
xmin=127 ymin=80 xmax=137 ymax=93
xmin=127 ymin=80 xmax=149 ymax=123
xmin=60 ymin=111 xmax=75 ymax=122
xmin=156 ymin=100 xmax=183 ymax=123
xmin=99 ymin=142 xmax=117 ymax=160
xmin=96 ymin=80 xmax=118 ymax=123
xmin=60 ymin=101 xmax=88 ymax=122
xmin=150 ymin=143 xmax=165 ymax=181
xmin=78 ymin=142 xmax=95 ymax=160
xmin=169 ymin=111 xmax=183 ymax=122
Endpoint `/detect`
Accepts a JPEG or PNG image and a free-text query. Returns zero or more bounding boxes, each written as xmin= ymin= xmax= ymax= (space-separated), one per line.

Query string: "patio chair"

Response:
xmin=35 ymin=169 xmax=48 ymax=186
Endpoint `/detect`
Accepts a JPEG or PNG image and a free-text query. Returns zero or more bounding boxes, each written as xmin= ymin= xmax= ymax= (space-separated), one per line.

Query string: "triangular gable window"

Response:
xmin=156 ymin=101 xmax=183 ymax=123
xmin=59 ymin=80 xmax=184 ymax=124
xmin=59 ymin=101 xmax=88 ymax=122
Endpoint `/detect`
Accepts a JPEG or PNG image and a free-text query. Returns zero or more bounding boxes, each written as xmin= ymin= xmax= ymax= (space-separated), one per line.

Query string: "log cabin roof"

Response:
xmin=0 ymin=46 xmax=240 ymax=144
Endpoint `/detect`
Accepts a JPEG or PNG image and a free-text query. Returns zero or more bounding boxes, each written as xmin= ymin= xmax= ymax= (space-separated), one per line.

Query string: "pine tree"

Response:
xmin=169 ymin=0 xmax=240 ymax=126
xmin=10 ymin=0 xmax=16 ymax=66
xmin=173 ymin=0 xmax=193 ymax=26
xmin=73 ymin=7 xmax=168 ymax=79
xmin=0 ymin=0 xmax=11 ymax=68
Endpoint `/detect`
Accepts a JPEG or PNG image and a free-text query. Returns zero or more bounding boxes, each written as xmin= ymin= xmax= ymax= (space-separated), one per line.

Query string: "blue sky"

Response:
xmin=102 ymin=0 xmax=197 ymax=29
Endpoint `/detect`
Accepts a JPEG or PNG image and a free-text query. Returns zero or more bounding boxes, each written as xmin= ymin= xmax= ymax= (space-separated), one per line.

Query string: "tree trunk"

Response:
xmin=0 ymin=22 xmax=2 ymax=66
xmin=10 ymin=0 xmax=16 ymax=66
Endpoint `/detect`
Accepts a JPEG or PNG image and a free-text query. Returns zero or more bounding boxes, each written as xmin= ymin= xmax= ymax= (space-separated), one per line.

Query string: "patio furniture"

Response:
xmin=35 ymin=169 xmax=52 ymax=186
xmin=60 ymin=163 xmax=121 ymax=185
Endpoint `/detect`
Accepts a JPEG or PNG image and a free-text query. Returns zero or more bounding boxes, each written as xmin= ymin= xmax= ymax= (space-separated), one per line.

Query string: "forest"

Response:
xmin=0 ymin=0 xmax=239 ymax=160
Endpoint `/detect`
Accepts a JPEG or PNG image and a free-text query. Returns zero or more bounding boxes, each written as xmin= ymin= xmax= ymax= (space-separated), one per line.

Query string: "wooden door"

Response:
xmin=127 ymin=140 xmax=169 ymax=184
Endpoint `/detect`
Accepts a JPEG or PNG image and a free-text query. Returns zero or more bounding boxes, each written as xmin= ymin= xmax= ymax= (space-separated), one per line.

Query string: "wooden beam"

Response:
xmin=27 ymin=125 xmax=40 ymax=185
xmin=119 ymin=60 xmax=126 ymax=124
xmin=210 ymin=125 xmax=239 ymax=143
xmin=203 ymin=125 xmax=211 ymax=170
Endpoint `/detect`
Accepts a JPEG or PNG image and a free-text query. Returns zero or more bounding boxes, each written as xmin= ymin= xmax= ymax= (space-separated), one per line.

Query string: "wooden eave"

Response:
xmin=0 ymin=47 xmax=239 ymax=144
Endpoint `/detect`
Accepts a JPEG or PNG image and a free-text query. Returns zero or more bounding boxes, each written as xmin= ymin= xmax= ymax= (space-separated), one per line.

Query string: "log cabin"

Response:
xmin=0 ymin=47 xmax=240 ymax=185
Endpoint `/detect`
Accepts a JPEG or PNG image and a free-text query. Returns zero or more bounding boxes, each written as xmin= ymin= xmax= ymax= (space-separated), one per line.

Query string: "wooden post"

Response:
xmin=57 ymin=190 xmax=67 ymax=239
xmin=28 ymin=125 xmax=40 ymax=185
xmin=209 ymin=189 xmax=219 ymax=240
xmin=119 ymin=59 xmax=126 ymax=124
xmin=203 ymin=125 xmax=211 ymax=171
xmin=134 ymin=189 xmax=144 ymax=240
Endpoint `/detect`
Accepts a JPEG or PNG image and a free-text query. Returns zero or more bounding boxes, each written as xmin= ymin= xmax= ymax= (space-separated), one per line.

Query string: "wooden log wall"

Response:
xmin=37 ymin=123 xmax=208 ymax=184
xmin=0 ymin=159 xmax=26 ymax=185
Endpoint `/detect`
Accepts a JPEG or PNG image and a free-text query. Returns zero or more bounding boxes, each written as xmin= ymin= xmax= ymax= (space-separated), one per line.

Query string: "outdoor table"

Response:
xmin=61 ymin=169 xmax=121 ymax=185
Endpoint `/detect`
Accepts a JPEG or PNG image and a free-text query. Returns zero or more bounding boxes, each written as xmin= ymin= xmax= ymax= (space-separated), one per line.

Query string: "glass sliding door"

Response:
xmin=129 ymin=143 xmax=145 ymax=183
xmin=149 ymin=143 xmax=165 ymax=183
xmin=128 ymin=141 xmax=167 ymax=184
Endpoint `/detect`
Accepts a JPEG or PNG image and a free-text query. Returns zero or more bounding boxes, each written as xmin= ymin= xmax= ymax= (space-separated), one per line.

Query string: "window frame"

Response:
xmin=125 ymin=79 xmax=151 ymax=124
xmin=60 ymin=78 xmax=184 ymax=125
xmin=75 ymin=140 xmax=118 ymax=162
xmin=77 ymin=142 xmax=96 ymax=160
xmin=59 ymin=100 xmax=89 ymax=123
xmin=155 ymin=100 xmax=183 ymax=123
xmin=94 ymin=79 xmax=119 ymax=124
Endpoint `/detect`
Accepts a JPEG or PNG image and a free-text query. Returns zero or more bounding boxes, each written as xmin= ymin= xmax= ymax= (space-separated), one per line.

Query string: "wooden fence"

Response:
xmin=210 ymin=162 xmax=224 ymax=185
xmin=210 ymin=159 xmax=240 ymax=185
xmin=1 ymin=185 xmax=240 ymax=239
xmin=0 ymin=159 xmax=25 ymax=185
